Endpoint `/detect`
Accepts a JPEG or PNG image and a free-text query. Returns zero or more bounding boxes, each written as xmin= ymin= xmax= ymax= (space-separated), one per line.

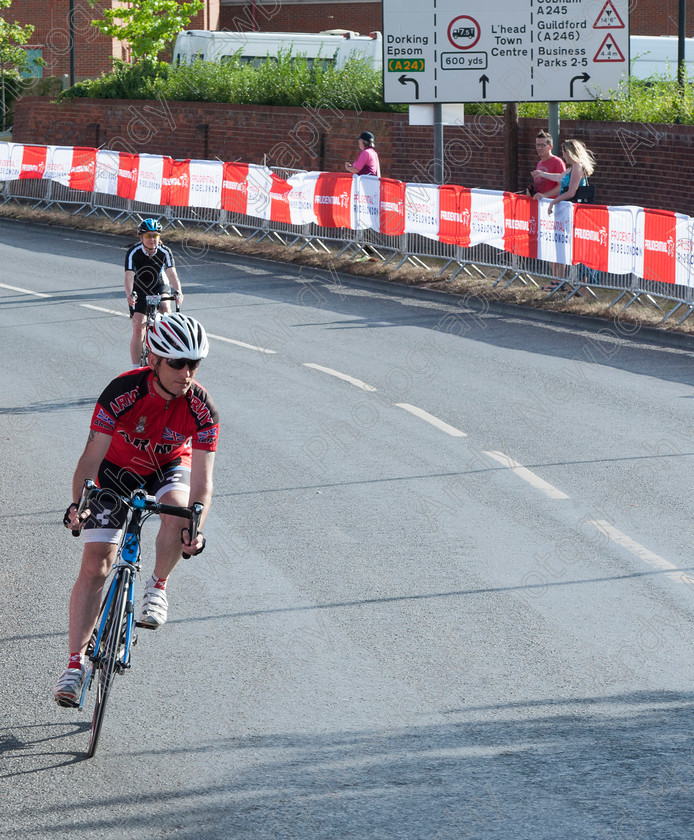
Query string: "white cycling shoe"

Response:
xmin=137 ymin=580 xmax=169 ymax=629
xmin=53 ymin=665 xmax=88 ymax=708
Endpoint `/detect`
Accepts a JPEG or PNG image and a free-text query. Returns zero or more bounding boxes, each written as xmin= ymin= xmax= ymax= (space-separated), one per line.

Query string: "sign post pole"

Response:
xmin=433 ymin=103 xmax=444 ymax=185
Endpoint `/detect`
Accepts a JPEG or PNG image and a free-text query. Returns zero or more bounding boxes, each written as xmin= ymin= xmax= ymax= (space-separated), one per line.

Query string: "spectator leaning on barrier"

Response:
xmin=544 ymin=139 xmax=596 ymax=216
xmin=345 ymin=131 xmax=381 ymax=177
xmin=526 ymin=130 xmax=565 ymax=200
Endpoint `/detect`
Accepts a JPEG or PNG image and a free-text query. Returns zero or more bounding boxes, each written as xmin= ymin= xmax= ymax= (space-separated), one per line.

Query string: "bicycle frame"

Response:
xmin=74 ymin=480 xmax=202 ymax=757
xmin=90 ymin=509 xmax=142 ymax=672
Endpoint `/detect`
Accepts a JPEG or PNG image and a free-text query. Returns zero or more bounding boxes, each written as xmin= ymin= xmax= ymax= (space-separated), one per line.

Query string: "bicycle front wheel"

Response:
xmin=87 ymin=571 xmax=128 ymax=758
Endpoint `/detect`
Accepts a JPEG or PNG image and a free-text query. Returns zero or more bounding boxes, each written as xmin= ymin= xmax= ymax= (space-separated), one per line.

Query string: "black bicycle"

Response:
xmin=136 ymin=292 xmax=180 ymax=367
xmin=72 ymin=479 xmax=202 ymax=758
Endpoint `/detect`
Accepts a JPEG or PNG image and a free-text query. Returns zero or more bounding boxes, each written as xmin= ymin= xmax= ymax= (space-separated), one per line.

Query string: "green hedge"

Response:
xmin=59 ymin=57 xmax=694 ymax=124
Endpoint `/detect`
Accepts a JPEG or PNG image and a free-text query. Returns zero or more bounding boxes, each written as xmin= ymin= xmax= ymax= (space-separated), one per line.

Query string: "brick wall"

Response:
xmin=219 ymin=2 xmax=382 ymax=36
xmin=12 ymin=95 xmax=690 ymax=215
xmin=220 ymin=0 xmax=690 ymax=38
xmin=631 ymin=0 xmax=694 ymax=36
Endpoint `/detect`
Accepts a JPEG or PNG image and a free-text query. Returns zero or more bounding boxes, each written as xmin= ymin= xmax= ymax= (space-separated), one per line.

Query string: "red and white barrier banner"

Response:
xmin=0 ymin=142 xmax=20 ymax=180
xmin=163 ymin=159 xmax=224 ymax=209
xmin=636 ymin=208 xmax=693 ymax=287
xmin=536 ymin=200 xmax=572 ymax=265
xmin=379 ymin=178 xmax=406 ymax=237
xmin=45 ymin=147 xmax=97 ymax=192
xmin=469 ymin=189 xmax=506 ymax=251
xmin=438 ymin=184 xmax=471 ymax=248
xmin=405 ymin=183 xmax=440 ymax=240
xmin=503 ymin=192 xmax=538 ymax=259
xmin=94 ymin=150 xmax=141 ymax=199
xmin=15 ymin=144 xmax=48 ymax=179
xmin=353 ymin=174 xmax=379 ymax=231
xmin=133 ymin=154 xmax=168 ymax=206
xmin=268 ymin=172 xmax=293 ymax=224
xmin=330 ymin=174 xmax=406 ymax=235
xmin=310 ymin=172 xmax=353 ymax=229
xmin=222 ymin=162 xmax=275 ymax=220
xmin=8 ymin=141 xmax=694 ymax=289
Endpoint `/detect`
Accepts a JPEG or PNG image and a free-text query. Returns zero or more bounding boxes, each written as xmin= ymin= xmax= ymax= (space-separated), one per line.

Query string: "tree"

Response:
xmin=0 ymin=0 xmax=40 ymax=131
xmin=89 ymin=0 xmax=205 ymax=62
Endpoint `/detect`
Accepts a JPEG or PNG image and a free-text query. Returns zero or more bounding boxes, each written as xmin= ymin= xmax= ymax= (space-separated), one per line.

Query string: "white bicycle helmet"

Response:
xmin=147 ymin=313 xmax=209 ymax=360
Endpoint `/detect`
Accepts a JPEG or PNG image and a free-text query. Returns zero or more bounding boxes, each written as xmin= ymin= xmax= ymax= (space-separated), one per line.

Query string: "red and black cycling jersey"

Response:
xmin=89 ymin=368 xmax=219 ymax=472
xmin=124 ymin=241 xmax=175 ymax=295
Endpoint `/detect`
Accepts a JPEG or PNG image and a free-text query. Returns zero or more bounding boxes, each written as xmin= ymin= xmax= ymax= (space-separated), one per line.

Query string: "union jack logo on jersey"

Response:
xmin=162 ymin=426 xmax=187 ymax=444
xmin=94 ymin=407 xmax=115 ymax=431
xmin=196 ymin=426 xmax=219 ymax=444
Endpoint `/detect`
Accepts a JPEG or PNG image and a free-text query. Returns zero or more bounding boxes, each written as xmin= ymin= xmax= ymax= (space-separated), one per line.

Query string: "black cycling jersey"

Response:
xmin=124 ymin=242 xmax=176 ymax=313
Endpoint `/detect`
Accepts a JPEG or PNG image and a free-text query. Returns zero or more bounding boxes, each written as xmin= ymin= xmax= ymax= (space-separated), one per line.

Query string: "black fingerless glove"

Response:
xmin=181 ymin=529 xmax=206 ymax=558
xmin=63 ymin=503 xmax=78 ymax=528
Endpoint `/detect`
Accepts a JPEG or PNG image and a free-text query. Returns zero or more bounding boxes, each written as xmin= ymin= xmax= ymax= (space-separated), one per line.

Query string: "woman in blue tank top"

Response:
xmin=546 ymin=139 xmax=595 ymax=216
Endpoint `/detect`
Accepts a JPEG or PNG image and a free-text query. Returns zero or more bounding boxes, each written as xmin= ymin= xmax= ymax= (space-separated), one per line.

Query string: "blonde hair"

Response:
xmin=561 ymin=139 xmax=595 ymax=177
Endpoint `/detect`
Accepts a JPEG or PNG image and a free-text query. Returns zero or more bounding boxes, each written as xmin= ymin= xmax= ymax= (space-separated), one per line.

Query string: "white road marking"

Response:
xmin=79 ymin=308 xmax=277 ymax=356
xmin=395 ymin=403 xmax=467 ymax=437
xmin=81 ymin=304 xmax=128 ymax=317
xmin=589 ymin=519 xmax=683 ymax=582
xmin=208 ymin=333 xmax=276 ymax=354
xmin=0 ymin=282 xmax=50 ymax=298
xmin=304 ymin=363 xmax=377 ymax=391
xmin=483 ymin=450 xmax=570 ymax=499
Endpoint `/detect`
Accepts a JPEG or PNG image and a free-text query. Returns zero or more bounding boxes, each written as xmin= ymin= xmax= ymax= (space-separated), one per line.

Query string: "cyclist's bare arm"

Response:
xmin=164 ymin=266 xmax=183 ymax=307
xmin=124 ymin=270 xmax=136 ymax=307
xmin=183 ymin=450 xmax=215 ymax=553
xmin=65 ymin=430 xmax=112 ymax=530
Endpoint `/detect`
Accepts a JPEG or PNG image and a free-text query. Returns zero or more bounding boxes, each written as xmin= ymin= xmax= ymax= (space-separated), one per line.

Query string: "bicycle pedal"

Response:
xmin=134 ymin=621 xmax=158 ymax=630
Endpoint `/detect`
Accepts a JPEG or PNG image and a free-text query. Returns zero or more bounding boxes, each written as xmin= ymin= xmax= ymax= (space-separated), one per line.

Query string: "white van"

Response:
xmin=173 ymin=30 xmax=383 ymax=72
xmin=630 ymin=36 xmax=694 ymax=80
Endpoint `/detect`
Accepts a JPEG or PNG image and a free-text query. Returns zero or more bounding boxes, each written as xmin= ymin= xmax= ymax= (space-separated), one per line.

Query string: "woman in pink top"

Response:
xmin=345 ymin=131 xmax=381 ymax=177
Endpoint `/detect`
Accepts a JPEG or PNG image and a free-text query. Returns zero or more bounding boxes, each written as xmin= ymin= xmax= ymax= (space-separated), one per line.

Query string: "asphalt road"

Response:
xmin=2 ymin=218 xmax=694 ymax=839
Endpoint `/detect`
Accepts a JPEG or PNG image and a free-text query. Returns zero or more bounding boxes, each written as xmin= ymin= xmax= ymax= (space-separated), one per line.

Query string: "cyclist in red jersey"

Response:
xmin=53 ymin=313 xmax=219 ymax=708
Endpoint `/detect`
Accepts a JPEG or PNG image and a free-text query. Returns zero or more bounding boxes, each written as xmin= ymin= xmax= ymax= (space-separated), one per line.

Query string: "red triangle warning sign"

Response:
xmin=594 ymin=1 xmax=625 ymax=29
xmin=594 ymin=34 xmax=626 ymax=63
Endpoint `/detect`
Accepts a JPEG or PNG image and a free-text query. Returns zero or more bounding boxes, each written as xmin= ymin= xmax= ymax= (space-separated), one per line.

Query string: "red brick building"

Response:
xmin=2 ymin=0 xmax=691 ymax=82
xmin=1 ymin=0 xmax=219 ymax=81
xmin=218 ymin=0 xmax=692 ymax=38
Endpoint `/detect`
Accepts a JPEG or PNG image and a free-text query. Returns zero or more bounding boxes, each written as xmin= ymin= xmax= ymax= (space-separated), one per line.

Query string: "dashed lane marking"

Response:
xmin=395 ymin=403 xmax=467 ymax=437
xmin=304 ymin=363 xmax=377 ymax=391
xmin=208 ymin=333 xmax=276 ymax=354
xmin=589 ymin=519 xmax=685 ymax=582
xmin=483 ymin=450 xmax=570 ymax=500
xmin=0 ymin=282 xmax=51 ymax=298
xmin=81 ymin=304 xmax=128 ymax=316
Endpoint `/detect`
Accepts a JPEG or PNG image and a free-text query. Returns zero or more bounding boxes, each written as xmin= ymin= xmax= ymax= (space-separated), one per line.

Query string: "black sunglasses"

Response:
xmin=165 ymin=358 xmax=201 ymax=370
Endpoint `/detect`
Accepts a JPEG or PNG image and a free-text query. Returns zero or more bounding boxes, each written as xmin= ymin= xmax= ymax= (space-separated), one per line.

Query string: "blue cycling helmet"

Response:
xmin=137 ymin=218 xmax=162 ymax=234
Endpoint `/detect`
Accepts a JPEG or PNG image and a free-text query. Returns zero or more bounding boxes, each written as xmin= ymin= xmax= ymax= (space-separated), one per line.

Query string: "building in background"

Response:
xmin=218 ymin=0 xmax=692 ymax=38
xmin=1 ymin=0 xmax=691 ymax=81
xmin=0 ymin=0 xmax=219 ymax=81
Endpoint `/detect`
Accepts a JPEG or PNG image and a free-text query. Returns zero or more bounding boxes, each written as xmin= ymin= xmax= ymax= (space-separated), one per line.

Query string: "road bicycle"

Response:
xmin=135 ymin=291 xmax=180 ymax=367
xmin=72 ymin=479 xmax=202 ymax=758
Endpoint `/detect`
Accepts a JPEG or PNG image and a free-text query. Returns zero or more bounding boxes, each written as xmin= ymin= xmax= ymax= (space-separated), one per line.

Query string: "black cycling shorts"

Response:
xmin=83 ymin=457 xmax=190 ymax=544
xmin=129 ymin=282 xmax=173 ymax=317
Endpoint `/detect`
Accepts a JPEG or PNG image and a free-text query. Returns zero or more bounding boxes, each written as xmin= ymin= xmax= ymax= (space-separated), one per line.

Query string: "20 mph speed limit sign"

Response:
xmin=383 ymin=0 xmax=629 ymax=103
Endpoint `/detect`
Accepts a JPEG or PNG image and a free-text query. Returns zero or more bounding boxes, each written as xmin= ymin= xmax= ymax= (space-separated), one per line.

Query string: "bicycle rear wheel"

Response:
xmin=87 ymin=571 xmax=128 ymax=758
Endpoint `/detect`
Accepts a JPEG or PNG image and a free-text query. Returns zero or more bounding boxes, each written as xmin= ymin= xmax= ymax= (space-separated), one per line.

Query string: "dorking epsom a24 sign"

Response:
xmin=383 ymin=0 xmax=629 ymax=103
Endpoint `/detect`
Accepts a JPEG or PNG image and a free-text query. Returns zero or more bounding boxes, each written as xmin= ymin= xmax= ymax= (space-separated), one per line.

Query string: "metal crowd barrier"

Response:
xmin=2 ymin=172 xmax=694 ymax=327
